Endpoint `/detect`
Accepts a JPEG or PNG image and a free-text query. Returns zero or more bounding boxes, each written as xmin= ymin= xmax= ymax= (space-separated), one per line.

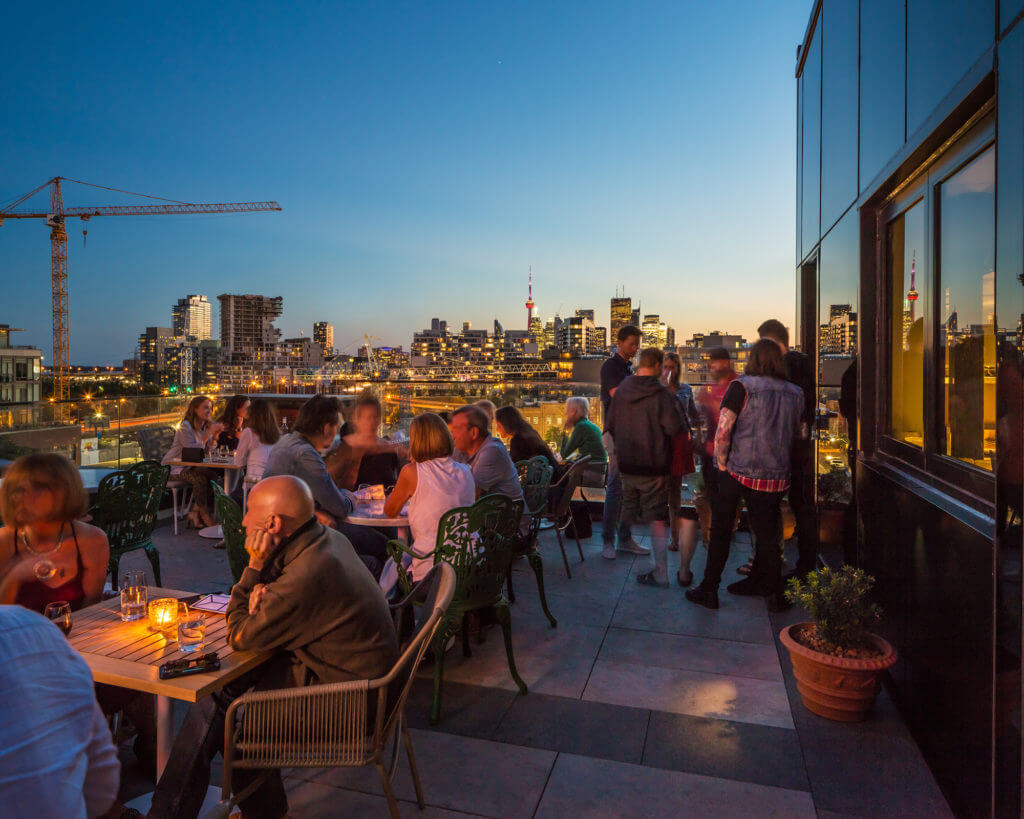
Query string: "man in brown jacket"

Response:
xmin=149 ymin=476 xmax=399 ymax=819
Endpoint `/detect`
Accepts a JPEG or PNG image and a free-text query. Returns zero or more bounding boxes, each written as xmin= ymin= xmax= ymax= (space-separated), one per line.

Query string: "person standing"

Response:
xmin=600 ymin=325 xmax=647 ymax=558
xmin=694 ymin=347 xmax=740 ymax=545
xmin=661 ymin=352 xmax=700 ymax=585
xmin=605 ymin=347 xmax=682 ymax=585
xmin=686 ymin=340 xmax=804 ymax=611
xmin=757 ymin=319 xmax=816 ymax=581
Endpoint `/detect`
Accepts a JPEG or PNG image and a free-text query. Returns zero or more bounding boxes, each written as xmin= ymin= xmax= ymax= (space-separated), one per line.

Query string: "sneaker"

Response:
xmin=726 ymin=577 xmax=772 ymax=597
xmin=636 ymin=570 xmax=669 ymax=588
xmin=617 ymin=538 xmax=650 ymax=555
xmin=601 ymin=545 xmax=617 ymax=560
xmin=685 ymin=586 xmax=719 ymax=610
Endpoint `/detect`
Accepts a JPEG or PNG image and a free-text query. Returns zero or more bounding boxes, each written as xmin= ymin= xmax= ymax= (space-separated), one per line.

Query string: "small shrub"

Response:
xmin=785 ymin=566 xmax=882 ymax=653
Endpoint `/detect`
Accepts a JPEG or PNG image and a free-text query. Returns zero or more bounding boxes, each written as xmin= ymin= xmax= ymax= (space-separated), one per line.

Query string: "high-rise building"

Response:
xmin=641 ymin=314 xmax=668 ymax=348
xmin=557 ymin=315 xmax=599 ymax=354
xmin=526 ymin=267 xmax=536 ymax=328
xmin=610 ymin=297 xmax=632 ymax=341
xmin=528 ymin=315 xmax=544 ymax=344
xmin=172 ymin=295 xmax=212 ymax=342
xmin=313 ymin=321 xmax=334 ymax=357
xmin=595 ymin=326 xmax=608 ymax=350
xmin=138 ymin=326 xmax=178 ymax=385
xmin=218 ymin=294 xmax=283 ymax=364
xmin=575 ymin=308 xmax=595 ymax=322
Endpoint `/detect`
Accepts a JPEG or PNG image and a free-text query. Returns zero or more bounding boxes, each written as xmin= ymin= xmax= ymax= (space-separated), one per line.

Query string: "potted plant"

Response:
xmin=779 ymin=566 xmax=897 ymax=722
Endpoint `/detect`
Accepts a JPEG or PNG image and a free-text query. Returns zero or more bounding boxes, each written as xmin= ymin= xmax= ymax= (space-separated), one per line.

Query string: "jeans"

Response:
xmin=336 ymin=520 xmax=387 ymax=578
xmin=149 ymin=668 xmax=287 ymax=819
xmin=701 ymin=470 xmax=786 ymax=595
xmin=601 ymin=432 xmax=633 ymax=546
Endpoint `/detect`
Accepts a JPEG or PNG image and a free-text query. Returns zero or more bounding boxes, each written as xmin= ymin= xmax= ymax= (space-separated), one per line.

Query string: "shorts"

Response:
xmin=620 ymin=474 xmax=670 ymax=523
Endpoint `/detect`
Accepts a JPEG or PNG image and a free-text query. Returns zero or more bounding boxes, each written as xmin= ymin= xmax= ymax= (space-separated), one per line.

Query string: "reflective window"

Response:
xmin=888 ymin=198 xmax=927 ymax=447
xmin=801 ymin=23 xmax=821 ymax=260
xmin=821 ymin=0 xmax=859 ymax=233
xmin=1003 ymin=0 xmax=1024 ymax=33
xmin=907 ymin=0 xmax=995 ymax=135
xmin=860 ymin=0 xmax=905 ymax=189
xmin=938 ymin=146 xmax=996 ymax=469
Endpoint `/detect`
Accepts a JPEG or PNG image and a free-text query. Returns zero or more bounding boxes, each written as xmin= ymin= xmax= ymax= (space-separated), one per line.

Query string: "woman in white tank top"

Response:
xmin=383 ymin=413 xmax=476 ymax=585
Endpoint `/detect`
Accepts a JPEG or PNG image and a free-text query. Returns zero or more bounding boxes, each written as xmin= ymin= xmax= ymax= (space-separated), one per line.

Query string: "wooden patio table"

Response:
xmin=70 ymin=586 xmax=270 ymax=777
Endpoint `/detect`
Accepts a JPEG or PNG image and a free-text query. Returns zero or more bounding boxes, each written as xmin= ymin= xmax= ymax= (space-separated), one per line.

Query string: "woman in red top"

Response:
xmin=0 ymin=454 xmax=109 ymax=610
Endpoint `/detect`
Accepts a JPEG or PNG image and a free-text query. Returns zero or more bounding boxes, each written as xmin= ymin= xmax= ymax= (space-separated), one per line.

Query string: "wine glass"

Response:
xmin=44 ymin=601 xmax=72 ymax=637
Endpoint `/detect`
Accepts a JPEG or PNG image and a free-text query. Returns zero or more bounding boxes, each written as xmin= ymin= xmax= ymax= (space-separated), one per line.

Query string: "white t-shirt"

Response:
xmin=407 ymin=457 xmax=476 ymax=580
xmin=234 ymin=427 xmax=275 ymax=483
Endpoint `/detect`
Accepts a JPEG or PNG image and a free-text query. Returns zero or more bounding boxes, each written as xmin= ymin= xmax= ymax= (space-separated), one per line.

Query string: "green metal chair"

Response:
xmin=212 ymin=481 xmax=248 ymax=583
xmin=386 ymin=493 xmax=527 ymax=725
xmin=91 ymin=460 xmax=168 ymax=589
xmin=541 ymin=455 xmax=592 ymax=578
xmin=507 ymin=456 xmax=557 ymax=628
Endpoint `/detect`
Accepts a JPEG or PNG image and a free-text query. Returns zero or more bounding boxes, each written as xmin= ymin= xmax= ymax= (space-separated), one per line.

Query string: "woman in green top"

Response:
xmin=560 ymin=397 xmax=607 ymax=464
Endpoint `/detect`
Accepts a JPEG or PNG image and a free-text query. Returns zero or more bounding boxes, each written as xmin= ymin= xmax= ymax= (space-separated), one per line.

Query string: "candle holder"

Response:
xmin=148 ymin=597 xmax=180 ymax=634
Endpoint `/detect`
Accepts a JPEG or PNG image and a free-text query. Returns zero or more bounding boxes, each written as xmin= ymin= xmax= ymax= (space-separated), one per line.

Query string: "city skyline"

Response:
xmin=1 ymin=2 xmax=805 ymax=364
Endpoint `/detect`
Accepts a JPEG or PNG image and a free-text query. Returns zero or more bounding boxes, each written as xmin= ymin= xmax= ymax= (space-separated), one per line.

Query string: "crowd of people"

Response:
xmin=0 ymin=318 xmax=816 ymax=817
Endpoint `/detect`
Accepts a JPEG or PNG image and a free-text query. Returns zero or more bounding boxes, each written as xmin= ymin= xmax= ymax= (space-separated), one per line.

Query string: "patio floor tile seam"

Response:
xmin=602 ymin=624 xmax=790 ymax=680
xmin=282 ymin=775 xmax=500 ymax=818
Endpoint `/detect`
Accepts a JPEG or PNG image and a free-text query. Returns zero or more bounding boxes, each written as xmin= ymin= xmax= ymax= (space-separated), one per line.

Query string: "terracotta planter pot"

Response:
xmin=780 ymin=623 xmax=898 ymax=722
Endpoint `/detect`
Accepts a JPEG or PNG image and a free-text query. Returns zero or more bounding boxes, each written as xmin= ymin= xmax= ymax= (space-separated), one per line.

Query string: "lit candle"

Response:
xmin=148 ymin=598 xmax=179 ymax=633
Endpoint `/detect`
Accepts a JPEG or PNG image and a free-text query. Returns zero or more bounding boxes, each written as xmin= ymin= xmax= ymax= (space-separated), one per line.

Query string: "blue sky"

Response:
xmin=1 ymin=1 xmax=810 ymax=363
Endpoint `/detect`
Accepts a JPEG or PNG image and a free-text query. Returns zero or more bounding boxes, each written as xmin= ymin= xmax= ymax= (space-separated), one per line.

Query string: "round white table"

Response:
xmin=346 ymin=504 xmax=410 ymax=542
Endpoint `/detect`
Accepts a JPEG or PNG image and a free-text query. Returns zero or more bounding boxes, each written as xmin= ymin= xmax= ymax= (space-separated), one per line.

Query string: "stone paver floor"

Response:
xmin=113 ymin=518 xmax=953 ymax=817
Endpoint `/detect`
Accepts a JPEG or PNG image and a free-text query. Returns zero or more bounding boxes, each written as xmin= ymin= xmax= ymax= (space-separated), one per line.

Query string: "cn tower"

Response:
xmin=526 ymin=266 xmax=536 ymax=327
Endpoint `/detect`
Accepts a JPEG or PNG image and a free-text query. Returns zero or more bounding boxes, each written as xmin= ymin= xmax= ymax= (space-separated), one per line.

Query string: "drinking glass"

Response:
xmin=120 ymin=570 xmax=148 ymax=622
xmin=44 ymin=601 xmax=72 ymax=637
xmin=177 ymin=613 xmax=206 ymax=653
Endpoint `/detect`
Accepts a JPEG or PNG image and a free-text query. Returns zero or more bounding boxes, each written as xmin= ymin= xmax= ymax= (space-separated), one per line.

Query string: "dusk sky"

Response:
xmin=2 ymin=1 xmax=810 ymax=364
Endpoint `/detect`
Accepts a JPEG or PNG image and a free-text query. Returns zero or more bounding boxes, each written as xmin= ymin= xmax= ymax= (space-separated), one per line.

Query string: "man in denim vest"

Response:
xmin=687 ymin=340 xmax=805 ymax=611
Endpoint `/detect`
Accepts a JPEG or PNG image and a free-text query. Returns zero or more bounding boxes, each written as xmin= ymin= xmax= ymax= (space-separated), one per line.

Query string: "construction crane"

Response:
xmin=0 ymin=176 xmax=281 ymax=402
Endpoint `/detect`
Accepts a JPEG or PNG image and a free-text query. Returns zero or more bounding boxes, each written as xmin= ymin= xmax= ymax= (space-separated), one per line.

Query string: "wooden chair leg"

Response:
xmin=554 ymin=528 xmax=572 ymax=578
xmin=526 ymin=551 xmax=557 ymax=628
xmin=495 ymin=602 xmax=528 ymax=695
xmin=402 ymin=718 xmax=426 ymax=809
xmin=376 ymin=759 xmax=402 ymax=819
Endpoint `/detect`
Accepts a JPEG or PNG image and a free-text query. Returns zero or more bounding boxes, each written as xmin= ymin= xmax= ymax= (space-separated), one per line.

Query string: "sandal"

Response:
xmin=636 ymin=571 xmax=669 ymax=588
xmin=676 ymin=569 xmax=693 ymax=587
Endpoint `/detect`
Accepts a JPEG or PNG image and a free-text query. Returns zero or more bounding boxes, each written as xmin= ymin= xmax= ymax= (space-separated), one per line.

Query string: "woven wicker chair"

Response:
xmin=207 ymin=563 xmax=456 ymax=819
xmin=506 ymin=456 xmax=557 ymax=628
xmin=385 ymin=493 xmax=528 ymax=724
xmin=211 ymin=482 xmax=247 ymax=583
xmin=90 ymin=460 xmax=168 ymax=588
xmin=540 ymin=455 xmax=591 ymax=578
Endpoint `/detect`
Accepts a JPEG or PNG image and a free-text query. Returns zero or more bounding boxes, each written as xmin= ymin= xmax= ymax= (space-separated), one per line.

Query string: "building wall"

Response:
xmin=796 ymin=2 xmax=1023 ymax=813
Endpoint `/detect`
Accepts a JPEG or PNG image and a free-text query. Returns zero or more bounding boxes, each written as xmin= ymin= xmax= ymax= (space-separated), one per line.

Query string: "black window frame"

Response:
xmin=876 ymin=110 xmax=996 ymax=507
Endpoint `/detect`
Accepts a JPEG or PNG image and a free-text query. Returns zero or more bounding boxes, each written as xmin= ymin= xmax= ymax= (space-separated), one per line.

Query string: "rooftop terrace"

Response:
xmin=115 ymin=516 xmax=952 ymax=817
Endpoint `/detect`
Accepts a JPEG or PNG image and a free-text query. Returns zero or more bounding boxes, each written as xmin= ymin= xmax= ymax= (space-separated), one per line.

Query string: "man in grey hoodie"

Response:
xmin=605 ymin=347 xmax=683 ymax=586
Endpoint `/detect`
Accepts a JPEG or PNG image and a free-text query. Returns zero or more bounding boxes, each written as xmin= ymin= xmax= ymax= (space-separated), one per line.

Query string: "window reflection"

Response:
xmin=888 ymin=200 xmax=927 ymax=447
xmin=939 ymin=146 xmax=996 ymax=470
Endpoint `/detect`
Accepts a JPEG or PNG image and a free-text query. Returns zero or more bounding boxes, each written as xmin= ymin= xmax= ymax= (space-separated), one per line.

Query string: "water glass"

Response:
xmin=120 ymin=570 xmax=148 ymax=622
xmin=44 ymin=601 xmax=72 ymax=637
xmin=177 ymin=613 xmax=206 ymax=653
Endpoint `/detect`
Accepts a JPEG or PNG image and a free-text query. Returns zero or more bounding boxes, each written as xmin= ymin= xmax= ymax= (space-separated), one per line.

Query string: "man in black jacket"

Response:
xmin=758 ymin=319 xmax=817 ymax=580
xmin=606 ymin=347 xmax=683 ymax=587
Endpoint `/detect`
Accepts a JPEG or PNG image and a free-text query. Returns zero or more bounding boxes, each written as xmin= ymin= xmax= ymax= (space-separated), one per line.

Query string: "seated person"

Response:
xmin=329 ymin=390 xmax=405 ymax=490
xmin=233 ymin=398 xmax=280 ymax=501
xmin=560 ymin=397 xmax=607 ymax=465
xmin=450 ymin=405 xmax=528 ymax=532
xmin=263 ymin=395 xmax=388 ymax=574
xmin=383 ymin=413 xmax=475 ymax=584
xmin=0 ymin=454 xmax=108 ymax=609
xmin=494 ymin=405 xmax=561 ymax=473
xmin=0 ymin=605 xmax=121 ymax=819
xmin=162 ymin=395 xmax=224 ymax=529
xmin=216 ymin=394 xmax=250 ymax=451
xmin=149 ymin=476 xmax=400 ymax=819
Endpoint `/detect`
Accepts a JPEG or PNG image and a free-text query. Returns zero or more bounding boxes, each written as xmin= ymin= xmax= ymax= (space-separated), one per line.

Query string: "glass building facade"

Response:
xmin=796 ymin=2 xmax=1024 ymax=814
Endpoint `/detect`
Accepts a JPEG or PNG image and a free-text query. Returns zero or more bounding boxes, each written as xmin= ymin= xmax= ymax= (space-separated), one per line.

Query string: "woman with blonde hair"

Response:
xmin=0 ymin=454 xmax=109 ymax=610
xmin=383 ymin=412 xmax=475 ymax=583
xmin=162 ymin=394 xmax=224 ymax=528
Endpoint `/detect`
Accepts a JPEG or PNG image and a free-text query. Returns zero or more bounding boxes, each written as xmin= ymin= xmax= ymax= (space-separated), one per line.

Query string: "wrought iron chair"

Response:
xmin=540 ymin=455 xmax=591 ymax=578
xmin=211 ymin=481 xmax=247 ymax=583
xmin=207 ymin=563 xmax=457 ymax=819
xmin=386 ymin=493 xmax=528 ymax=724
xmin=90 ymin=460 xmax=168 ymax=588
xmin=135 ymin=425 xmax=193 ymax=535
xmin=506 ymin=456 xmax=557 ymax=628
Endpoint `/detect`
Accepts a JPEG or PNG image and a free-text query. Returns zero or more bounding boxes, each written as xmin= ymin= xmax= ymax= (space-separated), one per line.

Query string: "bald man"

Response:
xmin=150 ymin=476 xmax=399 ymax=819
